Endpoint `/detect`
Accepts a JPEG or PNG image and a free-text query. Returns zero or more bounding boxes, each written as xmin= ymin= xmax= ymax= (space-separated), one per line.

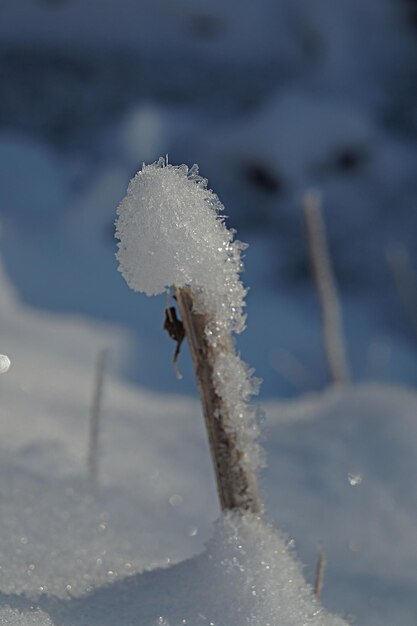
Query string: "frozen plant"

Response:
xmin=115 ymin=170 xmax=351 ymax=622
xmin=116 ymin=157 xmax=261 ymax=512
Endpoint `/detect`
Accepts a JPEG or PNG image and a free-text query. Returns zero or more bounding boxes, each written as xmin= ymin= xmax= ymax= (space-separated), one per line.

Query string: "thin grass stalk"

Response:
xmin=386 ymin=243 xmax=417 ymax=341
xmin=314 ymin=546 xmax=326 ymax=598
xmin=174 ymin=286 xmax=261 ymax=514
xmin=87 ymin=347 xmax=108 ymax=486
xmin=303 ymin=191 xmax=350 ymax=386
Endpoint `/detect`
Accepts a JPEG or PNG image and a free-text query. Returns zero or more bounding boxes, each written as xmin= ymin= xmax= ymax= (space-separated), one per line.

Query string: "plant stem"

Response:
xmin=314 ymin=546 xmax=326 ymax=598
xmin=174 ymin=286 xmax=261 ymax=514
xmin=303 ymin=191 xmax=350 ymax=386
xmin=87 ymin=347 xmax=108 ymax=487
xmin=386 ymin=243 xmax=417 ymax=342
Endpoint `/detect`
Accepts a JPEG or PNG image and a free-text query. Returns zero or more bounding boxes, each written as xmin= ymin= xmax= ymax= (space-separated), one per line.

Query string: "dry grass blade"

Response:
xmin=87 ymin=347 xmax=108 ymax=487
xmin=303 ymin=190 xmax=350 ymax=386
xmin=314 ymin=546 xmax=326 ymax=598
xmin=174 ymin=286 xmax=261 ymax=514
xmin=386 ymin=242 xmax=417 ymax=342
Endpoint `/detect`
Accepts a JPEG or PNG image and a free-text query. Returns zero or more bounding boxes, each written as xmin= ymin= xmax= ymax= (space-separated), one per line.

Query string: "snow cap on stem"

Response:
xmin=115 ymin=157 xmax=247 ymax=335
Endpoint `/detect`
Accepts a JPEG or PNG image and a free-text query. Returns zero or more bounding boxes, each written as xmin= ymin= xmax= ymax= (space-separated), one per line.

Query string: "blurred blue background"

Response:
xmin=1 ymin=0 xmax=417 ymax=397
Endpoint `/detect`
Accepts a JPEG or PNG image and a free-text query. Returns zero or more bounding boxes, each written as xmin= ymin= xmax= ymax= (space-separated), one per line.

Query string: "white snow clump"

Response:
xmin=0 ymin=354 xmax=11 ymax=373
xmin=152 ymin=512 xmax=349 ymax=626
xmin=115 ymin=157 xmax=247 ymax=334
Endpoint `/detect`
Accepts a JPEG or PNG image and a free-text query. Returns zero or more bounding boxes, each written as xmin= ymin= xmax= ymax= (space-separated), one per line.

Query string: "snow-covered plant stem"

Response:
xmin=174 ymin=287 xmax=260 ymax=512
xmin=115 ymin=158 xmax=262 ymax=514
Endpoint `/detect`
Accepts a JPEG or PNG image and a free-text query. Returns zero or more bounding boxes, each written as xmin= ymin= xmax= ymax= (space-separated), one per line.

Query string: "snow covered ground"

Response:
xmin=1 ymin=241 xmax=417 ymax=624
xmin=1 ymin=0 xmax=417 ymax=623
xmin=0 ymin=254 xmax=350 ymax=625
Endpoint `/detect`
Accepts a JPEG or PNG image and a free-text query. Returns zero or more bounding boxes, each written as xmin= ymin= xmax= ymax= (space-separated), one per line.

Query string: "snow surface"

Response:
xmin=0 ymin=259 xmax=216 ymax=598
xmin=264 ymin=384 xmax=417 ymax=624
xmin=0 ymin=255 xmax=351 ymax=624
xmin=0 ymin=245 xmax=417 ymax=623
xmin=0 ymin=608 xmax=52 ymax=626
xmin=36 ymin=513 xmax=347 ymax=626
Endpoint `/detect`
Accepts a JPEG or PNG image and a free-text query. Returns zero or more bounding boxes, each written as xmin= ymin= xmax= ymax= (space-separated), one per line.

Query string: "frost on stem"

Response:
xmin=115 ymin=157 xmax=247 ymax=333
xmin=116 ymin=157 xmax=262 ymax=513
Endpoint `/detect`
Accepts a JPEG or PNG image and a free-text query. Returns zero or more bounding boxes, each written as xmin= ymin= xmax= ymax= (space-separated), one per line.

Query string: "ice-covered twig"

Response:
xmin=115 ymin=158 xmax=261 ymax=513
xmin=303 ymin=191 xmax=350 ymax=386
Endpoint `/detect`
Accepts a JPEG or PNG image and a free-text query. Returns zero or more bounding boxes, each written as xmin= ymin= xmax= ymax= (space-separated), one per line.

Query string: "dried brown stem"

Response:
xmin=174 ymin=286 xmax=260 ymax=514
xmin=303 ymin=191 xmax=350 ymax=386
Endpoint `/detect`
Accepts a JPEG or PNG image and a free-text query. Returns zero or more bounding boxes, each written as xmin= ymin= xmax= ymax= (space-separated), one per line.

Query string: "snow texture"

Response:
xmin=153 ymin=512 xmax=349 ymax=626
xmin=0 ymin=248 xmax=415 ymax=624
xmin=264 ymin=383 xmax=417 ymax=624
xmin=0 ymin=608 xmax=52 ymax=626
xmin=211 ymin=351 xmax=263 ymax=471
xmin=0 ymin=355 xmax=11 ymax=373
xmin=0 ymin=255 xmax=348 ymax=626
xmin=116 ymin=157 xmax=247 ymax=335
xmin=32 ymin=514 xmax=348 ymax=626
